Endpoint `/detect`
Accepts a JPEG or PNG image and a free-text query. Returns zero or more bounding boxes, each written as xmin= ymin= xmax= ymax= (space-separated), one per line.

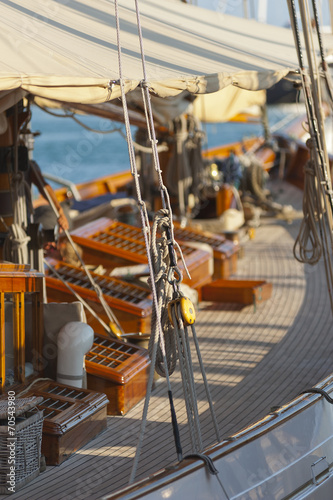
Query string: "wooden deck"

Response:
xmin=4 ymin=181 xmax=333 ymax=500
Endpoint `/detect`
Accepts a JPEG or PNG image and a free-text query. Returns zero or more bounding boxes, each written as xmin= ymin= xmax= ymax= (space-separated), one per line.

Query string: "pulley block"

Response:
xmin=168 ymin=295 xmax=196 ymax=327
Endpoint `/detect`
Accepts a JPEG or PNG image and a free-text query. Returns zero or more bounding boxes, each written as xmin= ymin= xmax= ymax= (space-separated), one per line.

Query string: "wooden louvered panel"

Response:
xmin=70 ymin=218 xmax=213 ymax=290
xmin=23 ymin=380 xmax=108 ymax=465
xmin=45 ymin=262 xmax=152 ymax=335
xmin=85 ymin=334 xmax=150 ymax=415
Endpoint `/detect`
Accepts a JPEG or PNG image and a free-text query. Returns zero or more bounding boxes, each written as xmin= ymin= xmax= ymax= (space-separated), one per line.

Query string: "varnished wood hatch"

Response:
xmin=24 ymin=380 xmax=109 ymax=466
xmin=85 ymin=334 xmax=151 ymax=416
xmin=70 ymin=217 xmax=213 ymax=291
xmin=45 ymin=260 xmax=153 ymax=335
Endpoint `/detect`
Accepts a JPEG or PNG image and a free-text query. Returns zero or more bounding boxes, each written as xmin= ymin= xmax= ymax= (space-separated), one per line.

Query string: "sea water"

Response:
xmin=29 ymin=104 xmax=304 ymax=190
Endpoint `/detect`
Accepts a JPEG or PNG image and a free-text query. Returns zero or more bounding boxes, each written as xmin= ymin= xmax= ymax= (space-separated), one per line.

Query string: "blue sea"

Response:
xmin=29 ymin=104 xmax=300 ymax=190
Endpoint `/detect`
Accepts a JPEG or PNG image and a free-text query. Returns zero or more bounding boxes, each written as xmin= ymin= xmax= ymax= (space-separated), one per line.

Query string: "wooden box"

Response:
xmin=70 ymin=218 xmax=213 ymax=291
xmin=23 ymin=380 xmax=108 ymax=465
xmin=201 ymin=279 xmax=272 ymax=307
xmin=45 ymin=262 xmax=152 ymax=335
xmin=85 ymin=334 xmax=150 ymax=416
xmin=172 ymin=222 xmax=239 ymax=279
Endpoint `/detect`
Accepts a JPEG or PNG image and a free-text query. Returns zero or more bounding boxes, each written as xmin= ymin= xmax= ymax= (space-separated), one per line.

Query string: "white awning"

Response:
xmin=192 ymin=87 xmax=266 ymax=123
xmin=0 ymin=0 xmax=329 ymax=108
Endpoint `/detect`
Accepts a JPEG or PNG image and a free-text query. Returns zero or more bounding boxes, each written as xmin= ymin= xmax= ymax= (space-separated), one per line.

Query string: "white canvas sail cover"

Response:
xmin=0 ymin=0 xmax=331 ymax=109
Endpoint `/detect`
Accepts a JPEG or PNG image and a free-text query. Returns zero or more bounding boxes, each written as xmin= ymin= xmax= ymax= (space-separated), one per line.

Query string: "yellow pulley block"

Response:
xmin=109 ymin=322 xmax=122 ymax=338
xmin=179 ymin=296 xmax=196 ymax=325
xmin=168 ymin=296 xmax=196 ymax=327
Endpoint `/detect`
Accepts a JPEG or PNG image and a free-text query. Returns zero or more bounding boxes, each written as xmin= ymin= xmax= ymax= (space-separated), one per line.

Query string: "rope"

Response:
xmin=310 ymin=0 xmax=333 ymax=111
xmin=16 ymin=378 xmax=53 ymax=398
xmin=115 ymin=0 xmax=220 ymax=482
xmin=148 ymin=210 xmax=177 ymax=377
xmin=287 ymin=0 xmax=333 ymax=312
xmin=3 ymin=168 xmax=31 ymax=265
xmin=300 ymin=387 xmax=333 ymax=404
xmin=173 ymin=304 xmax=202 ymax=452
xmin=35 ymin=101 xmax=169 ymax=153
xmin=113 ymin=0 xmax=181 ymax=483
xmin=190 ymin=322 xmax=220 ymax=442
xmin=3 ymin=223 xmax=30 ymax=264
xmin=293 ymin=157 xmax=322 ymax=264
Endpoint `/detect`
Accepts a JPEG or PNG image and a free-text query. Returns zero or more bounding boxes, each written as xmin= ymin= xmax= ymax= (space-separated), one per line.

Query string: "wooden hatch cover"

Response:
xmin=70 ymin=217 xmax=213 ymax=291
xmin=23 ymin=380 xmax=109 ymax=465
xmin=45 ymin=261 xmax=152 ymax=335
xmin=85 ymin=333 xmax=150 ymax=416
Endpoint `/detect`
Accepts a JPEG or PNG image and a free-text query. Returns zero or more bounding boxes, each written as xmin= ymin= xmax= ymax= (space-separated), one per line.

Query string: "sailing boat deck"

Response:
xmin=5 ymin=181 xmax=333 ymax=500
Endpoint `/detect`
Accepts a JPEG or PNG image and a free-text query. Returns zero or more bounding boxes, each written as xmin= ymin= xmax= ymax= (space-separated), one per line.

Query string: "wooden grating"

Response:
xmin=45 ymin=261 xmax=153 ymax=334
xmin=70 ymin=218 xmax=213 ymax=289
xmin=85 ymin=334 xmax=150 ymax=415
xmin=47 ymin=263 xmax=149 ymax=304
xmin=22 ymin=380 xmax=109 ymax=465
xmin=37 ymin=385 xmax=87 ymax=419
xmin=85 ymin=334 xmax=150 ymax=383
xmin=86 ymin=337 xmax=138 ymax=369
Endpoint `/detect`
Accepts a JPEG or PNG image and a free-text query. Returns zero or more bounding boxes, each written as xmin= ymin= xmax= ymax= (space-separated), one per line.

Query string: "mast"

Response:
xmin=257 ymin=0 xmax=267 ymax=23
xmin=329 ymin=0 xmax=333 ymax=32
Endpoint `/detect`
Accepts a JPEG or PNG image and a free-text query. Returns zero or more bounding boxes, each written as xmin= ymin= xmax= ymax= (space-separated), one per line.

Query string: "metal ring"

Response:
xmin=167 ymin=266 xmax=182 ymax=285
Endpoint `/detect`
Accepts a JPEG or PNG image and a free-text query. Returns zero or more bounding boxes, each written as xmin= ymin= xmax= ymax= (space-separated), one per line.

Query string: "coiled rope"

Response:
xmin=293 ymin=155 xmax=322 ymax=265
xmin=287 ymin=0 xmax=333 ymax=311
xmin=148 ymin=210 xmax=177 ymax=377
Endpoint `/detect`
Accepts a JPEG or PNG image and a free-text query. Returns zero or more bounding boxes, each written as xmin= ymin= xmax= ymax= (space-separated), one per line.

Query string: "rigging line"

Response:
xmin=190 ymin=322 xmax=220 ymax=442
xmin=299 ymin=0 xmax=329 ymax=164
xmin=311 ymin=0 xmax=333 ymax=108
xmin=30 ymin=162 xmax=123 ymax=337
xmin=297 ymin=0 xmax=333 ymax=308
xmin=113 ymin=0 xmax=181 ymax=483
xmin=288 ymin=0 xmax=333 ymax=224
xmin=172 ymin=305 xmax=200 ymax=452
xmin=134 ymin=0 xmax=188 ymax=281
xmin=305 ymin=0 xmax=323 ymax=106
xmin=287 ymin=1 xmax=333 ymax=307
xmin=133 ymin=0 xmax=179 ymax=248
xmin=297 ymin=0 xmax=333 ymax=205
xmin=43 ymin=259 xmax=113 ymax=336
xmin=117 ymin=128 xmax=169 ymax=153
xmin=134 ymin=0 xmax=217 ymax=453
